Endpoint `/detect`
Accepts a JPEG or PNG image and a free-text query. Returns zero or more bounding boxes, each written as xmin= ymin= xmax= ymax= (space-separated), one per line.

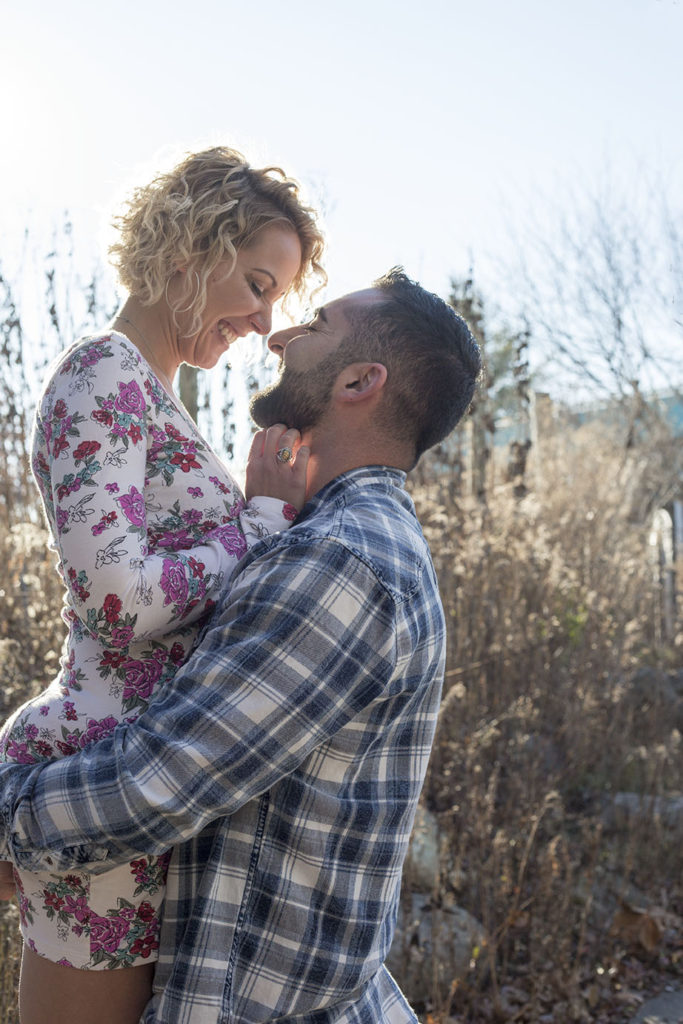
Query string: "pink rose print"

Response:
xmin=151 ymin=527 xmax=193 ymax=551
xmin=92 ymin=510 xmax=118 ymax=535
xmin=213 ymin=524 xmax=247 ymax=559
xmin=110 ymin=625 xmax=135 ymax=648
xmin=91 ymin=408 xmax=114 ymax=427
xmin=100 ymin=650 xmax=126 ymax=671
xmin=159 ymin=558 xmax=189 ymax=609
xmin=130 ymin=860 xmax=152 ymax=886
xmin=44 ymin=891 xmax=65 ymax=912
xmin=53 ymin=399 xmax=68 ymax=419
xmin=80 ymin=716 xmax=119 ymax=747
xmin=128 ymin=422 xmax=143 ymax=444
xmin=114 ymin=379 xmax=146 ymax=416
xmin=130 ymin=930 xmax=159 ymax=959
xmin=187 ymin=486 xmax=203 ymax=498
xmin=188 ymin=556 xmax=205 ymax=579
xmin=118 ymin=486 xmax=146 ymax=527
xmin=165 ymin=422 xmax=188 ymax=443
xmin=56 ymin=739 xmax=78 ymax=756
xmin=89 ymin=913 xmax=131 ymax=954
xmin=136 ymin=900 xmax=157 ymax=923
xmin=122 ymin=658 xmax=162 ymax=702
xmin=169 ymin=642 xmax=185 ymax=665
xmin=3 ymin=741 xmax=35 ymax=764
xmin=209 ymin=475 xmax=232 ymax=495
xmin=73 ymin=440 xmax=101 ymax=461
xmin=64 ymin=895 xmax=93 ymax=925
xmin=171 ymin=451 xmax=201 ymax=473
xmin=63 ymin=480 xmax=80 ymax=501
xmin=282 ymin=503 xmax=298 ymax=522
xmin=228 ymin=497 xmax=246 ymax=518
xmin=104 ymin=482 xmax=119 ymax=494
xmin=182 ymin=509 xmax=203 ymax=526
xmin=62 ymin=701 xmax=78 ymax=722
xmin=80 ymin=346 xmax=103 ymax=367
xmin=52 ymin=434 xmax=70 ymax=458
xmin=103 ymin=593 xmax=123 ymax=624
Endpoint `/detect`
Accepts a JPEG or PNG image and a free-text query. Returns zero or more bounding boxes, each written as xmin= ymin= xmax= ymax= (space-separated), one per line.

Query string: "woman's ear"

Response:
xmin=335 ymin=362 xmax=387 ymax=403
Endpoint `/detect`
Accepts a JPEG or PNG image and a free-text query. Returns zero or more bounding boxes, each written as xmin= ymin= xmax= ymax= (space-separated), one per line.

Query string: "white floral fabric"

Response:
xmin=0 ymin=331 xmax=294 ymax=969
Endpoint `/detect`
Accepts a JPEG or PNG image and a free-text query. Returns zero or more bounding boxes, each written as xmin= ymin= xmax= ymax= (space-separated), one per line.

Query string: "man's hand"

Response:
xmin=0 ymin=860 xmax=16 ymax=901
xmin=245 ymin=425 xmax=309 ymax=512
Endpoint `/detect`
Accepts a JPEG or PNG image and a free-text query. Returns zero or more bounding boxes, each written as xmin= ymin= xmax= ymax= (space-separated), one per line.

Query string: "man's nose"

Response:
xmin=267 ymin=328 xmax=290 ymax=360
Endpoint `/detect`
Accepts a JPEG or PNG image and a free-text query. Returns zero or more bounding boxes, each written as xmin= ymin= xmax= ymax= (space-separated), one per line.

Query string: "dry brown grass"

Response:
xmin=400 ymin=434 xmax=683 ymax=1022
xmin=0 ymin=520 xmax=66 ymax=1021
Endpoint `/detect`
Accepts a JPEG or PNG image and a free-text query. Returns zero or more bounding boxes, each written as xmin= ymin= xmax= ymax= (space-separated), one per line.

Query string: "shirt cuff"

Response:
xmin=244 ymin=496 xmax=299 ymax=536
xmin=0 ymin=763 xmax=111 ymax=873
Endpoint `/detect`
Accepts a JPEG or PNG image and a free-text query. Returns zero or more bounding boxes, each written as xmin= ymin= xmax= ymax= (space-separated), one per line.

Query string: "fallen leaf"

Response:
xmin=610 ymin=900 xmax=662 ymax=953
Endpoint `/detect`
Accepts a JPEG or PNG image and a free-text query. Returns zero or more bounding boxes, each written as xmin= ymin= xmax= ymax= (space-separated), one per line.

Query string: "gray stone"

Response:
xmin=386 ymin=893 xmax=485 ymax=1006
xmin=402 ymin=806 xmax=440 ymax=893
xmin=631 ymin=988 xmax=683 ymax=1023
xmin=604 ymin=792 xmax=683 ymax=831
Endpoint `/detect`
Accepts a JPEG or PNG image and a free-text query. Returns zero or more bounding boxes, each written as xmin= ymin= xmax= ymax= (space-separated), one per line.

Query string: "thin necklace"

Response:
xmin=115 ymin=315 xmax=176 ymax=394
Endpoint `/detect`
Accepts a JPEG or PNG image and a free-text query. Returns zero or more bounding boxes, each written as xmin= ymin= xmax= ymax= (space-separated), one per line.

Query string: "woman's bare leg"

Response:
xmin=19 ymin=944 xmax=154 ymax=1024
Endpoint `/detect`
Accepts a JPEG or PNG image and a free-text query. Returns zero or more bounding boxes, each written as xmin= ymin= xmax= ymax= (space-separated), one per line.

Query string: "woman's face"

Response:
xmin=176 ymin=223 xmax=303 ymax=370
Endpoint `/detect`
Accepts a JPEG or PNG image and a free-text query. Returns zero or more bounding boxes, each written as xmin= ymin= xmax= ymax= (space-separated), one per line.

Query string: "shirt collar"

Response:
xmin=297 ymin=466 xmax=407 ymax=524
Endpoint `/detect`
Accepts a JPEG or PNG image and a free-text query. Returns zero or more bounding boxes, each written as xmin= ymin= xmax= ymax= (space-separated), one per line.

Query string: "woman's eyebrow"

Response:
xmin=253 ymin=268 xmax=277 ymax=287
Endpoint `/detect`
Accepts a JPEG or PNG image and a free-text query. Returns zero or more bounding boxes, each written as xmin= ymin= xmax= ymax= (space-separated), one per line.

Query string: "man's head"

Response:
xmin=250 ymin=268 xmax=482 ymax=468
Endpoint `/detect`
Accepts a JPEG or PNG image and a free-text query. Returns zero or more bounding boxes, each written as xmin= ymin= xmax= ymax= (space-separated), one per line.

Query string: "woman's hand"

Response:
xmin=0 ymin=860 xmax=16 ymax=901
xmin=245 ymin=425 xmax=309 ymax=512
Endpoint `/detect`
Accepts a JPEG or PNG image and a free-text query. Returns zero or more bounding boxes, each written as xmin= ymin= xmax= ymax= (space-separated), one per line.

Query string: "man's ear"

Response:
xmin=335 ymin=362 xmax=387 ymax=403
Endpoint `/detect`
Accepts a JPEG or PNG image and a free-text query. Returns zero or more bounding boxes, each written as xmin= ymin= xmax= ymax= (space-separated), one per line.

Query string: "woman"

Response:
xmin=0 ymin=145 xmax=325 ymax=1024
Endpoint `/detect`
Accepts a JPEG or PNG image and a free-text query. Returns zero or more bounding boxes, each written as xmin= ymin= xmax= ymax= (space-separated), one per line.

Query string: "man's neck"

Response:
xmin=302 ymin=428 xmax=410 ymax=501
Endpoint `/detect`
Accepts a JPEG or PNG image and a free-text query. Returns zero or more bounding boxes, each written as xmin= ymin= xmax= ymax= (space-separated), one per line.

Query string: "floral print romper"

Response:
xmin=0 ymin=332 xmax=294 ymax=970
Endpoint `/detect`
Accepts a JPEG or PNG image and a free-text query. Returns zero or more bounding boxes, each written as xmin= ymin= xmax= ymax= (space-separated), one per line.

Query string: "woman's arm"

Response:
xmin=34 ymin=339 xmax=303 ymax=646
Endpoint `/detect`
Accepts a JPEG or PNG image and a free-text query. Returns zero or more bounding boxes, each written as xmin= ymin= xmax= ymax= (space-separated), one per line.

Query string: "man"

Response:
xmin=0 ymin=268 xmax=481 ymax=1023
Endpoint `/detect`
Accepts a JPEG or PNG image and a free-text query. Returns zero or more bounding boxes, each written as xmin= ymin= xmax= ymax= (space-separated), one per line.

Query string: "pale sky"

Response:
xmin=1 ymin=0 xmax=681 ymax=379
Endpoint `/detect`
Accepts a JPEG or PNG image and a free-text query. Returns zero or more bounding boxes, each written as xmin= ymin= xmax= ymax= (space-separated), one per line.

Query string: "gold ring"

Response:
xmin=276 ymin=446 xmax=293 ymax=464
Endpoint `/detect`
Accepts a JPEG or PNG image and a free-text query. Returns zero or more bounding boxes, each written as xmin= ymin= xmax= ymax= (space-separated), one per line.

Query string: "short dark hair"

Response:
xmin=343 ymin=268 xmax=482 ymax=464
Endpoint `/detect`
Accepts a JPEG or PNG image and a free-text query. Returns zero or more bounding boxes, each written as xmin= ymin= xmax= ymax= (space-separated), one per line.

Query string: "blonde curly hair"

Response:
xmin=109 ymin=146 xmax=326 ymax=334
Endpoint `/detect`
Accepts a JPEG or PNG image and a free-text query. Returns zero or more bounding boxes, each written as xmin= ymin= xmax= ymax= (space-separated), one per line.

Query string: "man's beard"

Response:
xmin=249 ymin=351 xmax=348 ymax=431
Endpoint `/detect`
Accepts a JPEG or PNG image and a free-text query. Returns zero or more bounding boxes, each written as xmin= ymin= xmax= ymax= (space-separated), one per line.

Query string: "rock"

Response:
xmin=386 ymin=893 xmax=485 ymax=1006
xmin=603 ymin=792 xmax=683 ymax=832
xmin=631 ymin=987 xmax=683 ymax=1022
xmin=402 ymin=806 xmax=440 ymax=892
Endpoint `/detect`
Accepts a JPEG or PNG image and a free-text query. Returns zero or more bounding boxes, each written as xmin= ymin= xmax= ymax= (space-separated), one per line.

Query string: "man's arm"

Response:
xmin=0 ymin=535 xmax=397 ymax=873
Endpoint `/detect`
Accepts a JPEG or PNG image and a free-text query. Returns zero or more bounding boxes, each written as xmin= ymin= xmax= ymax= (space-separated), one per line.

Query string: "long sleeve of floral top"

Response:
xmin=0 ymin=332 xmax=294 ymax=758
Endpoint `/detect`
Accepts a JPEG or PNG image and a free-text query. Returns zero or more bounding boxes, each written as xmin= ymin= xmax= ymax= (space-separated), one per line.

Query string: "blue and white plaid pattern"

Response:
xmin=1 ymin=468 xmax=446 ymax=1023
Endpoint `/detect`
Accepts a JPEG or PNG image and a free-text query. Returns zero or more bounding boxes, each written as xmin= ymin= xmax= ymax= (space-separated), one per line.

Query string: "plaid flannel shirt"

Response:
xmin=0 ymin=467 xmax=446 ymax=1024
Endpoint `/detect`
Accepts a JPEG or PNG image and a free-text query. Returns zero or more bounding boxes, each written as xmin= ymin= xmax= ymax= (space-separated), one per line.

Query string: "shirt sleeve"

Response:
xmin=0 ymin=536 xmax=398 ymax=871
xmin=34 ymin=338 xmax=292 ymax=645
